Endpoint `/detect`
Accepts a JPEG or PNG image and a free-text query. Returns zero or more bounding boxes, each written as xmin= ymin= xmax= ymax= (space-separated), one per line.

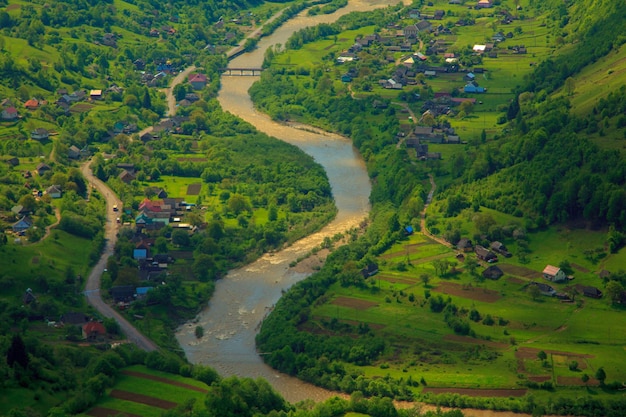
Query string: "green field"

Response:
xmin=81 ymin=365 xmax=210 ymax=417
xmin=308 ymin=213 xmax=626 ymax=393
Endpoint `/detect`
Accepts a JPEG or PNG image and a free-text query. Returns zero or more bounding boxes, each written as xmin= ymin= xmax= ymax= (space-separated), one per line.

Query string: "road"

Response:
xmin=80 ymin=160 xmax=159 ymax=352
xmin=161 ymin=65 xmax=197 ymax=117
xmin=77 ymin=9 xmax=287 ymax=353
xmin=420 ymin=174 xmax=453 ymax=248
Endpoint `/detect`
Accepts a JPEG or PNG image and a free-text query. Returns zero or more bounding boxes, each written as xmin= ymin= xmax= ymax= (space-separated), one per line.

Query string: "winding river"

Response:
xmin=174 ymin=2 xmax=538 ymax=416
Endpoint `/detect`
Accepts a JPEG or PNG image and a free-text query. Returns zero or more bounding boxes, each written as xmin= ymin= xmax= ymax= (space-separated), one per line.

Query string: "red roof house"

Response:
xmin=188 ymin=73 xmax=208 ymax=90
xmin=24 ymin=99 xmax=40 ymax=110
xmin=82 ymin=322 xmax=106 ymax=340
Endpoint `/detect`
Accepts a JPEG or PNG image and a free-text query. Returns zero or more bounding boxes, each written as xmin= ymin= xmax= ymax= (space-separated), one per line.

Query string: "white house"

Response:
xmin=543 ymin=265 xmax=567 ymax=282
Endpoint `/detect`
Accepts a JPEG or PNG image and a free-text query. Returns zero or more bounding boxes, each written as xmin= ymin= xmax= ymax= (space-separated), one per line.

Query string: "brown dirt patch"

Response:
xmin=557 ymin=376 xmax=600 ymax=386
xmin=435 ymin=282 xmax=501 ymax=303
xmin=499 ymin=264 xmax=541 ymax=279
xmin=6 ymin=4 xmax=20 ymax=10
xmin=186 ymin=183 xmax=201 ymax=195
xmin=109 ymin=389 xmax=177 ymax=409
xmin=515 ymin=347 xmax=594 ymax=360
xmin=379 ymin=242 xmax=430 ymax=259
xmin=87 ymin=407 xmax=142 ymax=417
xmin=177 ymin=157 xmax=208 ymax=163
xmin=377 ymin=274 xmax=415 ymax=285
xmin=571 ymin=263 xmax=590 ymax=273
xmin=443 ymin=334 xmax=508 ymax=349
xmin=70 ymin=103 xmax=94 ymax=113
xmin=332 ymin=296 xmax=377 ymax=310
xmin=527 ymin=376 xmax=551 ymax=383
xmin=422 ymin=388 xmax=527 ymax=397
xmin=507 ymin=276 xmax=526 ymax=284
xmin=121 ymin=370 xmax=207 ymax=393
xmin=31 ymin=256 xmax=39 ymax=264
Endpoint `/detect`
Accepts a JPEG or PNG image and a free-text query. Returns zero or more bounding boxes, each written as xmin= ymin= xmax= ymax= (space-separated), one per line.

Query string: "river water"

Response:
xmin=174 ymin=2 xmax=538 ymax=416
xmin=174 ymin=0 xmax=380 ymax=404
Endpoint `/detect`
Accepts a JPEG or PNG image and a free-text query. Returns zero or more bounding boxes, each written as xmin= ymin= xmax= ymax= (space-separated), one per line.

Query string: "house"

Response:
xmin=473 ymin=45 xmax=486 ymax=54
xmin=68 ymin=145 xmax=81 ymax=159
xmin=31 ymin=128 xmax=49 ymax=140
xmin=456 ymin=238 xmax=473 ymax=252
xmin=416 ymin=20 xmax=432 ymax=33
xmin=12 ymin=216 xmax=33 ymax=233
xmin=408 ymin=9 xmax=421 ymax=19
xmin=404 ymin=225 xmax=414 ymax=235
xmin=482 ymin=265 xmax=504 ymax=280
xmin=82 ymin=321 xmax=106 ymax=340
xmin=45 ymin=185 xmax=62 ymax=199
xmin=543 ymin=265 xmax=567 ymax=282
xmin=11 ymin=204 xmax=29 ymax=216
xmin=109 ymin=285 xmax=135 ymax=303
xmin=136 ymin=287 xmax=154 ymax=299
xmin=36 ymin=163 xmax=51 ymax=176
xmin=403 ymin=24 xmax=419 ymax=38
xmin=23 ymin=288 xmax=37 ymax=305
xmin=447 ymin=135 xmax=461 ymax=144
xmin=341 ymin=74 xmax=352 ymax=83
xmin=189 ymin=73 xmax=208 ymax=90
xmin=464 ymin=84 xmax=486 ymax=93
xmin=475 ymin=245 xmax=498 ymax=262
xmin=434 ymin=10 xmax=445 ymax=20
xmin=90 ymin=90 xmax=103 ymax=100
xmin=24 ymin=98 xmax=40 ymax=110
xmin=60 ymin=312 xmax=89 ymax=325
xmin=490 ymin=241 xmax=512 ymax=257
xmin=5 ymin=157 xmax=19 ymax=166
xmin=118 ymin=170 xmax=136 ymax=184
xmin=583 ymin=286 xmax=603 ymax=299
xmin=133 ymin=242 xmax=150 ymax=260
xmin=530 ymin=282 xmax=556 ymax=296
xmin=1 ymin=106 xmax=18 ymax=120
xmin=361 ymin=263 xmax=379 ymax=278
xmin=476 ymin=0 xmax=493 ymax=8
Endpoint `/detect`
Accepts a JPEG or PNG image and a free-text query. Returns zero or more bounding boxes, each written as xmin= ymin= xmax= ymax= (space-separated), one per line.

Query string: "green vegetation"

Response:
xmin=253 ymin=0 xmax=626 ymax=415
xmin=1 ymin=0 xmax=626 ymax=416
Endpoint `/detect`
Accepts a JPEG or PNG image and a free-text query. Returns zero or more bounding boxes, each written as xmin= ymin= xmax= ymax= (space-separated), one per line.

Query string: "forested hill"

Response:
xmin=453 ymin=0 xmax=626 ymax=230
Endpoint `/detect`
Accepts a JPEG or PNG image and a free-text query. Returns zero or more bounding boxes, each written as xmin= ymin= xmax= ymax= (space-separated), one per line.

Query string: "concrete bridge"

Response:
xmin=220 ymin=67 xmax=264 ymax=76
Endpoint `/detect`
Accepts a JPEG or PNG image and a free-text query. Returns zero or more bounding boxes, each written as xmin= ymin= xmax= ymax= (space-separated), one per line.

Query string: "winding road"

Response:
xmin=80 ymin=160 xmax=158 ymax=352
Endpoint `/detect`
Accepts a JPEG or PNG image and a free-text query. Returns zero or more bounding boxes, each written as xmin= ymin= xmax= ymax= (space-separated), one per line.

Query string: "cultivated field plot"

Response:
xmin=84 ymin=366 xmax=210 ymax=417
xmin=309 ymin=221 xmax=626 ymax=393
xmin=186 ymin=183 xmax=202 ymax=195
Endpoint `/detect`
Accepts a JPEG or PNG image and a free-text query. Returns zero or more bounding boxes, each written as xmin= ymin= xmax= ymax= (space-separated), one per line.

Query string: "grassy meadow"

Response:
xmin=80 ymin=365 xmax=210 ymax=417
xmin=308 ymin=207 xmax=626 ymax=395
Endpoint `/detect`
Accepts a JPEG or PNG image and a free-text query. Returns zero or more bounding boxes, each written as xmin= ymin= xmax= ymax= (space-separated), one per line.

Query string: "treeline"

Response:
xmin=1 ymin=335 xmax=462 ymax=417
xmin=520 ymin=0 xmax=626 ymax=95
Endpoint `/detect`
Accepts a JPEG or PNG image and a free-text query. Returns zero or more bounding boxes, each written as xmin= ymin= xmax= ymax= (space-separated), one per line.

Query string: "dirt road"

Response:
xmin=81 ymin=160 xmax=158 ymax=352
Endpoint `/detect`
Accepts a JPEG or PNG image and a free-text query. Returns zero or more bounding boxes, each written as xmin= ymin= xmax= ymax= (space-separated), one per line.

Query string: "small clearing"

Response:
xmin=498 ymin=264 xmax=542 ymax=279
xmin=121 ymin=370 xmax=208 ymax=393
xmin=87 ymin=407 xmax=142 ymax=417
xmin=443 ymin=334 xmax=508 ymax=349
xmin=435 ymin=281 xmax=501 ymax=303
xmin=422 ymin=388 xmax=527 ymax=397
xmin=557 ymin=376 xmax=600 ymax=386
xmin=331 ymin=296 xmax=377 ymax=310
xmin=186 ymin=183 xmax=201 ymax=195
xmin=109 ymin=389 xmax=177 ymax=409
